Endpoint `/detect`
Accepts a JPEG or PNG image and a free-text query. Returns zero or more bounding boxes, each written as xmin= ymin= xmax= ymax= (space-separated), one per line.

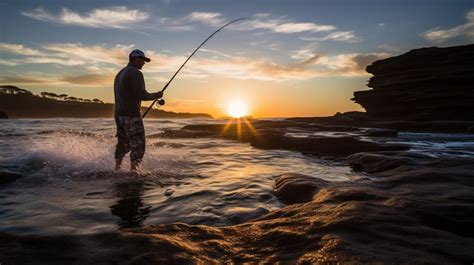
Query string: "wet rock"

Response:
xmin=182 ymin=124 xmax=225 ymax=133
xmin=251 ymin=134 xmax=410 ymax=156
xmin=0 ymin=111 xmax=7 ymax=119
xmin=252 ymin=120 xmax=306 ymax=129
xmin=364 ymin=128 xmax=398 ymax=137
xmin=0 ymin=171 xmax=22 ymax=185
xmin=363 ymin=120 xmax=474 ymax=133
xmin=347 ymin=151 xmax=435 ymax=173
xmin=151 ymin=142 xmax=186 ymax=148
xmin=164 ymin=189 xmax=174 ymax=196
xmin=274 ymin=173 xmax=329 ymax=204
xmin=302 ymin=124 xmax=360 ymax=132
xmin=286 ymin=111 xmax=368 ymax=125
xmin=149 ymin=129 xmax=215 ymax=138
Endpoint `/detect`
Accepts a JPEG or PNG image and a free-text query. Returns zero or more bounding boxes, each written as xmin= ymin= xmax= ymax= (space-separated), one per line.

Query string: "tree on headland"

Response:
xmin=0 ymin=85 xmax=32 ymax=95
xmin=40 ymin=92 xmax=61 ymax=99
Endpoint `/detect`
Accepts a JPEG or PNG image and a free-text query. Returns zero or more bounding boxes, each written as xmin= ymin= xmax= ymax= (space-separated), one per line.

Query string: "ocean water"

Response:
xmin=0 ymin=118 xmax=361 ymax=235
xmin=1 ymin=119 xmax=473 ymax=236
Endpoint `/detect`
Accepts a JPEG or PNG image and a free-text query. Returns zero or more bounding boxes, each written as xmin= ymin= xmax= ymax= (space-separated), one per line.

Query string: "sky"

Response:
xmin=1 ymin=0 xmax=473 ymax=118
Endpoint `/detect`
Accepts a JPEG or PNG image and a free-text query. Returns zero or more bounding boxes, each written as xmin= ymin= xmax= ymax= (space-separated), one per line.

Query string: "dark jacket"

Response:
xmin=114 ymin=63 xmax=160 ymax=117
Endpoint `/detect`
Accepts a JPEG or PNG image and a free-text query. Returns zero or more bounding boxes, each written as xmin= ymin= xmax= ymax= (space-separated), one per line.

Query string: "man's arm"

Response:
xmin=131 ymin=70 xmax=163 ymax=100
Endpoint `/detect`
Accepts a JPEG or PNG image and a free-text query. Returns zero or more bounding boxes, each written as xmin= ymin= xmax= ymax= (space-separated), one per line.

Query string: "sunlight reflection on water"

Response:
xmin=0 ymin=118 xmax=365 ymax=235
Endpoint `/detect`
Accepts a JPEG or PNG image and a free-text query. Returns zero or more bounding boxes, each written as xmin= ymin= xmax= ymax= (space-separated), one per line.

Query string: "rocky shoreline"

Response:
xmin=2 ymin=118 xmax=473 ymax=264
xmin=2 ymin=43 xmax=474 ymax=263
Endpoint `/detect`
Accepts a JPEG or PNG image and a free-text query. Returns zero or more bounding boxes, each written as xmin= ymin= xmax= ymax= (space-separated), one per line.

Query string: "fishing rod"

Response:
xmin=142 ymin=17 xmax=249 ymax=118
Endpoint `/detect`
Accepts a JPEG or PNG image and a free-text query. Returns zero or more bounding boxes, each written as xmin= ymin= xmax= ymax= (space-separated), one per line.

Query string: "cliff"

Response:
xmin=352 ymin=44 xmax=474 ymax=121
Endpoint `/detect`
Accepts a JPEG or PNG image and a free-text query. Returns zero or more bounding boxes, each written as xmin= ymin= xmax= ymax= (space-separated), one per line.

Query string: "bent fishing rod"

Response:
xmin=142 ymin=17 xmax=249 ymax=118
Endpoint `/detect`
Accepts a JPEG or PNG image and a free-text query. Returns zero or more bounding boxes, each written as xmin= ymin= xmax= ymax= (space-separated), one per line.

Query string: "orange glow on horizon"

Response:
xmin=226 ymin=100 xmax=249 ymax=118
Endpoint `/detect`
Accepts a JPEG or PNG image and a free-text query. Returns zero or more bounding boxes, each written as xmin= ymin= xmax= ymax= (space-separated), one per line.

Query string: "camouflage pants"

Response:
xmin=114 ymin=116 xmax=146 ymax=164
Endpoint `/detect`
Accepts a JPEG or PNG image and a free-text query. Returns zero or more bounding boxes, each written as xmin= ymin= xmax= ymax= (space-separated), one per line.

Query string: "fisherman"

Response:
xmin=114 ymin=49 xmax=163 ymax=172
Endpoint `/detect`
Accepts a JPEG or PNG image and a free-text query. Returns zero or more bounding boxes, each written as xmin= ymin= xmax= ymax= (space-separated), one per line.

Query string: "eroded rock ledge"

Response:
xmin=352 ymin=44 xmax=474 ymax=121
xmin=151 ymin=120 xmax=410 ymax=157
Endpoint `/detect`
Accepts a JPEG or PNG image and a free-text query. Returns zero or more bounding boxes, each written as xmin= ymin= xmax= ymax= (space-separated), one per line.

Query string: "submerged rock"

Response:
xmin=274 ymin=173 xmax=329 ymax=204
xmin=149 ymin=129 xmax=215 ymax=138
xmin=364 ymin=128 xmax=398 ymax=137
xmin=250 ymin=134 xmax=410 ymax=156
xmin=0 ymin=171 xmax=22 ymax=184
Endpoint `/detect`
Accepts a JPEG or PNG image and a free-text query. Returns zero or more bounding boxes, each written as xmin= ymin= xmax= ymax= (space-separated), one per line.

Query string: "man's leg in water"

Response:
xmin=115 ymin=117 xmax=131 ymax=171
xmin=128 ymin=118 xmax=146 ymax=172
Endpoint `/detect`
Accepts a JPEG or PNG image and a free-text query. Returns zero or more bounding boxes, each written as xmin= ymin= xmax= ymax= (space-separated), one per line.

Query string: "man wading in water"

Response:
xmin=114 ymin=49 xmax=163 ymax=172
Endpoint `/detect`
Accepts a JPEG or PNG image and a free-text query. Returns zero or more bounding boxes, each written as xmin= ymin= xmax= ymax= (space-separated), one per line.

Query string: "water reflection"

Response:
xmin=110 ymin=180 xmax=150 ymax=229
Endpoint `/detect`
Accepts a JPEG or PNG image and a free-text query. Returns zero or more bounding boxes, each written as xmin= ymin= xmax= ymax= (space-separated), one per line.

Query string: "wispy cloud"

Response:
xmin=250 ymin=41 xmax=281 ymax=51
xmin=290 ymin=48 xmax=321 ymax=64
xmin=376 ymin=44 xmax=402 ymax=53
xmin=174 ymin=12 xmax=335 ymax=34
xmin=0 ymin=42 xmax=133 ymax=67
xmin=300 ymin=31 xmax=360 ymax=43
xmin=235 ymin=15 xmax=335 ymax=34
xmin=41 ymin=43 xmax=133 ymax=65
xmin=0 ymin=43 xmax=45 ymax=56
xmin=60 ymin=73 xmax=113 ymax=85
xmin=0 ymin=74 xmax=56 ymax=84
xmin=184 ymin=12 xmax=225 ymax=27
xmin=422 ymin=9 xmax=474 ymax=43
xmin=21 ymin=6 xmax=149 ymax=29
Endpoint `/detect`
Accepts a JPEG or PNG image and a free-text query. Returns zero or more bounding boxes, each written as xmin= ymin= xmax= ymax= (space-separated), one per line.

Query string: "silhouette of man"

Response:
xmin=114 ymin=49 xmax=163 ymax=172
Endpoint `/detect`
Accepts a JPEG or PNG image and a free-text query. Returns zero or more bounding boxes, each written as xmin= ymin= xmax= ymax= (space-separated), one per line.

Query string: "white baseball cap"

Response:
xmin=129 ymin=49 xmax=151 ymax=62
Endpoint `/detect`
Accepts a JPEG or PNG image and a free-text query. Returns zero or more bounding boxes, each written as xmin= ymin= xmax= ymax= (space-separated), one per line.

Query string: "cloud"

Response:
xmin=315 ymin=53 xmax=390 ymax=75
xmin=41 ymin=43 xmax=133 ymax=65
xmin=0 ymin=42 xmax=133 ymax=67
xmin=0 ymin=43 xmax=45 ymax=56
xmin=300 ymin=31 xmax=360 ymax=43
xmin=21 ymin=6 xmax=149 ymax=29
xmin=0 ymin=59 xmax=18 ymax=66
xmin=422 ymin=9 xmax=474 ymax=43
xmin=376 ymin=44 xmax=402 ymax=53
xmin=321 ymin=31 xmax=360 ymax=42
xmin=250 ymin=41 xmax=281 ymax=51
xmin=0 ymin=75 xmax=54 ymax=84
xmin=290 ymin=48 xmax=321 ymax=64
xmin=0 ymin=72 xmax=113 ymax=86
xmin=236 ymin=16 xmax=336 ymax=34
xmin=185 ymin=12 xmax=225 ymax=27
xmin=60 ymin=74 xmax=113 ymax=85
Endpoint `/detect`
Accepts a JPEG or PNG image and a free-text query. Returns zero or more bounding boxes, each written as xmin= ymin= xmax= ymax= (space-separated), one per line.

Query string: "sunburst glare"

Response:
xmin=227 ymin=101 xmax=249 ymax=118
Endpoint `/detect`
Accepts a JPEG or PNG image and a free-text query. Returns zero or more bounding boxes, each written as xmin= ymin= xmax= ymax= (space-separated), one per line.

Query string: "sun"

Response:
xmin=227 ymin=100 xmax=249 ymax=118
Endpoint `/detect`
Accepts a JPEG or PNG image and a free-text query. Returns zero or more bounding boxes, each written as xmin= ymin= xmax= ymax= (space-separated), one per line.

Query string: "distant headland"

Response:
xmin=0 ymin=86 xmax=212 ymax=119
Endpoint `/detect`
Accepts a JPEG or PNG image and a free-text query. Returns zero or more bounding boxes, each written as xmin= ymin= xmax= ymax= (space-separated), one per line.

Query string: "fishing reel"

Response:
xmin=156 ymin=98 xmax=165 ymax=107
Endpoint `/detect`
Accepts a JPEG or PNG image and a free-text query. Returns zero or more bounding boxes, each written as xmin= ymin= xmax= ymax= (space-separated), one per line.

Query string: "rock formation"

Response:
xmin=353 ymin=44 xmax=474 ymax=121
xmin=164 ymin=120 xmax=410 ymax=156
